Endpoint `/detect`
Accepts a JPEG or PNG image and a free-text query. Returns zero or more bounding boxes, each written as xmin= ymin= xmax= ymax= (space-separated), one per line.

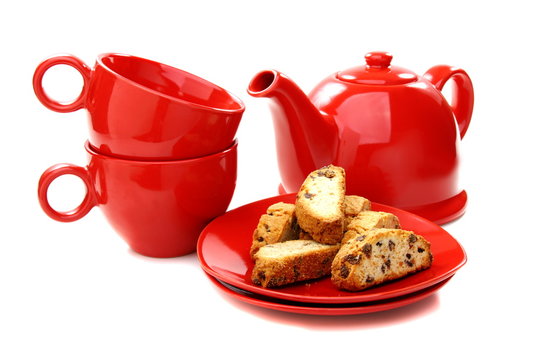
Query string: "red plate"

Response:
xmin=206 ymin=273 xmax=453 ymax=316
xmin=197 ymin=194 xmax=466 ymax=304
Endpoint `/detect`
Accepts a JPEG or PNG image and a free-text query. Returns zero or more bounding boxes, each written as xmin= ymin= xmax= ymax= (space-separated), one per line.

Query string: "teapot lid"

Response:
xmin=337 ymin=52 xmax=418 ymax=85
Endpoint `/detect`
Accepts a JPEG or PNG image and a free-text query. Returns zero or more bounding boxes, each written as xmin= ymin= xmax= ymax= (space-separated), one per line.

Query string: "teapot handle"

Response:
xmin=424 ymin=65 xmax=474 ymax=139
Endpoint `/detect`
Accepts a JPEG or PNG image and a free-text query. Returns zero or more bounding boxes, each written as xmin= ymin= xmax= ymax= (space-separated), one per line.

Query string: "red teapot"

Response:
xmin=247 ymin=51 xmax=474 ymax=224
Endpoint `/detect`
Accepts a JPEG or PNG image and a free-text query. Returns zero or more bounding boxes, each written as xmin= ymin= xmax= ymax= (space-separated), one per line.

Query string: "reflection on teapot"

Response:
xmin=248 ymin=52 xmax=474 ymax=224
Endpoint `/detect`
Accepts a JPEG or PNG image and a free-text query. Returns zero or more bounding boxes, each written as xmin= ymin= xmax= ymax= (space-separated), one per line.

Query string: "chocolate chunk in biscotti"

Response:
xmin=295 ymin=165 xmax=346 ymax=245
xmin=250 ymin=202 xmax=300 ymax=258
xmin=331 ymin=229 xmax=433 ymax=291
xmin=251 ymin=240 xmax=341 ymax=288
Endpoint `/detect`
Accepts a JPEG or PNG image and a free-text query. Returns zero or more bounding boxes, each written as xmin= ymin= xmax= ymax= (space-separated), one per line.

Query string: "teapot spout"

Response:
xmin=248 ymin=70 xmax=338 ymax=192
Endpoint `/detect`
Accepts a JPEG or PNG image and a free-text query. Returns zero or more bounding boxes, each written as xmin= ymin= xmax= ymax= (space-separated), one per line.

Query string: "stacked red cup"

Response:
xmin=34 ymin=54 xmax=244 ymax=258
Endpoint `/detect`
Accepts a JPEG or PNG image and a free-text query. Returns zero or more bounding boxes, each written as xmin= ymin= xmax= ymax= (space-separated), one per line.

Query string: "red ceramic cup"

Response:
xmin=33 ymin=53 xmax=245 ymax=160
xmin=37 ymin=140 xmax=238 ymax=258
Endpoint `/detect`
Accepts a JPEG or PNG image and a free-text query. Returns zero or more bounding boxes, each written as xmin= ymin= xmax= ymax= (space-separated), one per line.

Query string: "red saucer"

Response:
xmin=206 ymin=273 xmax=452 ymax=316
xmin=197 ymin=193 xmax=466 ymax=304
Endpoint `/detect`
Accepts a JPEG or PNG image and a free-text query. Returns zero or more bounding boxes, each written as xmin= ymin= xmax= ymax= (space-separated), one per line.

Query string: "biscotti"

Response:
xmin=252 ymin=240 xmax=341 ymax=288
xmin=341 ymin=211 xmax=400 ymax=244
xmin=298 ymin=229 xmax=313 ymax=240
xmin=347 ymin=211 xmax=400 ymax=233
xmin=331 ymin=229 xmax=433 ymax=291
xmin=250 ymin=193 xmax=368 ymax=257
xmin=297 ymin=195 xmax=370 ymax=240
xmin=344 ymin=195 xmax=371 ymax=227
xmin=295 ymin=165 xmax=346 ymax=244
xmin=250 ymin=202 xmax=299 ymax=258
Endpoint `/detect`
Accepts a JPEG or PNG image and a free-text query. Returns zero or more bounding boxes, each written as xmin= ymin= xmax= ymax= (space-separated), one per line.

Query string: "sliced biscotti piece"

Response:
xmin=250 ymin=202 xmax=300 ymax=258
xmin=251 ymin=240 xmax=340 ymax=288
xmin=341 ymin=211 xmax=400 ymax=244
xmin=344 ymin=195 xmax=372 ymax=228
xmin=295 ymin=165 xmax=346 ymax=244
xmin=298 ymin=195 xmax=370 ymax=240
xmin=347 ymin=211 xmax=400 ymax=233
xmin=331 ymin=229 xmax=433 ymax=291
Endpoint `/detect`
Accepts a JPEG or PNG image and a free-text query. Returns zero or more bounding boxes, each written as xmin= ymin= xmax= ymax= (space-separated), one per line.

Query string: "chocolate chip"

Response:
xmin=395 ymin=224 xmax=400 ymax=229
xmin=344 ymin=254 xmax=361 ymax=264
xmin=340 ymin=265 xmax=350 ymax=278
xmin=258 ymin=271 xmax=266 ymax=280
xmin=385 ymin=259 xmax=391 ymax=268
xmin=376 ymin=241 xmax=382 ymax=247
xmin=257 ymin=236 xmax=264 ymax=242
xmin=366 ymin=275 xmax=374 ymax=283
xmin=267 ymin=278 xmax=280 ymax=287
xmin=304 ymin=192 xmax=315 ymax=199
xmin=417 ymin=247 xmax=425 ymax=253
xmin=361 ymin=243 xmax=372 ymax=258
xmin=405 ymin=259 xmax=414 ymax=267
xmin=322 ymin=256 xmax=331 ymax=265
xmin=293 ymin=265 xmax=300 ymax=280
xmin=406 ymin=253 xmax=412 ymax=259
xmin=381 ymin=264 xmax=386 ymax=273
xmin=389 ymin=240 xmax=395 ymax=251
xmin=317 ymin=169 xmax=336 ymax=178
xmin=408 ymin=234 xmax=417 ymax=244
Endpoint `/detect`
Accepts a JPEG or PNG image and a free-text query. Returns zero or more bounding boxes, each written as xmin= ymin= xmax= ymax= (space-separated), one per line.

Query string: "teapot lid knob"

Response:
xmin=337 ymin=51 xmax=417 ymax=85
xmin=365 ymin=52 xmax=393 ymax=68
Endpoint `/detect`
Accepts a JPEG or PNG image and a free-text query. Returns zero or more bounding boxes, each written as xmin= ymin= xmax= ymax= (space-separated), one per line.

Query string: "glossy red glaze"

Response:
xmin=205 ymin=273 xmax=452 ymax=316
xmin=248 ymin=52 xmax=474 ymax=224
xmin=38 ymin=141 xmax=238 ymax=258
xmin=33 ymin=54 xmax=245 ymax=160
xmin=197 ymin=193 xmax=467 ymax=304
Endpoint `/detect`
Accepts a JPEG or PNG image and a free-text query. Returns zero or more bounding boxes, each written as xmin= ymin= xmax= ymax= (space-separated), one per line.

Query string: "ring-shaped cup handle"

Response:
xmin=32 ymin=55 xmax=92 ymax=113
xmin=424 ymin=65 xmax=474 ymax=139
xmin=38 ymin=163 xmax=97 ymax=222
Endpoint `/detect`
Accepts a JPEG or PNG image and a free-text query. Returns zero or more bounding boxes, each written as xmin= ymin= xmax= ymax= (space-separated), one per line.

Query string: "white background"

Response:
xmin=1 ymin=0 xmax=539 ymax=359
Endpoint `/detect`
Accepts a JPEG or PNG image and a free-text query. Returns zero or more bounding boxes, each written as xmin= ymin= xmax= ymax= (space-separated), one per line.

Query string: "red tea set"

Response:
xmin=34 ymin=51 xmax=473 ymax=259
xmin=35 ymin=54 xmax=243 ymax=258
